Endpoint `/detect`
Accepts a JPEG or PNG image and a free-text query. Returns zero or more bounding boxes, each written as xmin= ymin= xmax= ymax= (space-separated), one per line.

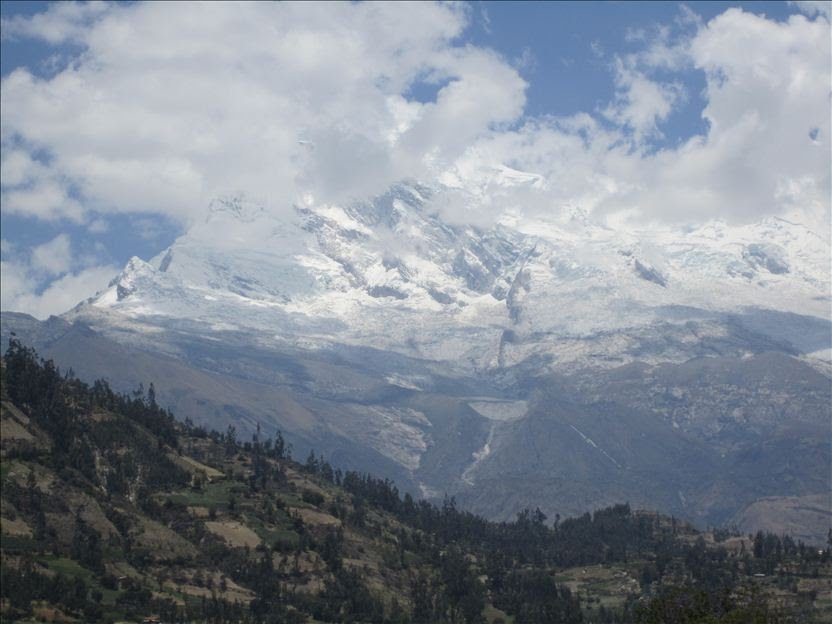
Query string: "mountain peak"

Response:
xmin=205 ymin=195 xmax=268 ymax=224
xmin=72 ymin=178 xmax=830 ymax=373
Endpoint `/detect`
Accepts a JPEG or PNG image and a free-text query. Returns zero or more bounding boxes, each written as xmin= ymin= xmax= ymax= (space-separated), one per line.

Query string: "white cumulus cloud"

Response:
xmin=0 ymin=231 xmax=116 ymax=320
xmin=452 ymin=7 xmax=830 ymax=227
xmin=1 ymin=1 xmax=526 ymax=225
xmin=790 ymin=1 xmax=832 ymax=19
xmin=0 ymin=2 xmax=829 ymax=318
xmin=1 ymin=261 xmax=117 ymax=319
xmin=30 ymin=233 xmax=72 ymax=275
xmin=0 ymin=0 xmax=111 ymax=44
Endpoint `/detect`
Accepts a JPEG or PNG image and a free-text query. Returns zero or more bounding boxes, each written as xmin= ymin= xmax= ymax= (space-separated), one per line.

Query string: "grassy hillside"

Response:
xmin=1 ymin=339 xmax=829 ymax=623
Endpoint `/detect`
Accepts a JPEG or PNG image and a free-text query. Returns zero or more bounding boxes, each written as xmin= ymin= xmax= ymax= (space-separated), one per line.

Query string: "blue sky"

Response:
xmin=1 ymin=1 xmax=829 ymax=317
xmin=467 ymin=1 xmax=794 ymax=138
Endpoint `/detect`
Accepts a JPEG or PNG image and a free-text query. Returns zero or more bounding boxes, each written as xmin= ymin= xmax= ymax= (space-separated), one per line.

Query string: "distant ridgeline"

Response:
xmin=1 ymin=338 xmax=830 ymax=623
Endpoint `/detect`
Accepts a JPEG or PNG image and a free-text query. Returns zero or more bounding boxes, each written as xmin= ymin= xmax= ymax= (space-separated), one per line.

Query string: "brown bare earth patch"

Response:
xmin=31 ymin=604 xmax=74 ymax=622
xmin=132 ymin=516 xmax=199 ymax=560
xmin=168 ymin=452 xmax=226 ymax=482
xmin=287 ymin=577 xmax=327 ymax=595
xmin=0 ymin=415 xmax=33 ymax=442
xmin=4 ymin=461 xmax=54 ymax=491
xmin=1 ymin=401 xmax=31 ymax=426
xmin=288 ymin=477 xmax=326 ymax=495
xmin=718 ymin=535 xmax=753 ymax=556
xmin=292 ymin=507 xmax=341 ymax=527
xmin=0 ymin=515 xmax=32 ymax=537
xmin=0 ymin=401 xmax=52 ymax=455
xmin=205 ymin=520 xmax=262 ymax=548
xmin=105 ymin=560 xmax=142 ymax=581
xmin=187 ymin=505 xmax=210 ymax=517
xmin=62 ymin=490 xmax=120 ymax=538
xmin=731 ymin=494 xmax=832 ymax=546
xmin=89 ymin=408 xmax=115 ymax=422
xmin=161 ymin=569 xmax=255 ymax=605
xmin=275 ymin=550 xmax=323 ymax=575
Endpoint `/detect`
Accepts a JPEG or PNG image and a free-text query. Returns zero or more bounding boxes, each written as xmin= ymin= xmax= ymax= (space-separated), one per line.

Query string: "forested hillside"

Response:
xmin=1 ymin=339 xmax=829 ymax=623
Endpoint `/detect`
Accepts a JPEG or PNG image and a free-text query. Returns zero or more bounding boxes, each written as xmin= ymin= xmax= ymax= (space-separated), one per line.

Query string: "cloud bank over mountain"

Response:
xmin=1 ymin=1 xmax=829 ymax=318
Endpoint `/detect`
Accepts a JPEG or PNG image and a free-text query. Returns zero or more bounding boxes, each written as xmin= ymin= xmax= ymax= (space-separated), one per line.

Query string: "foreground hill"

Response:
xmin=1 ymin=341 xmax=830 ymax=623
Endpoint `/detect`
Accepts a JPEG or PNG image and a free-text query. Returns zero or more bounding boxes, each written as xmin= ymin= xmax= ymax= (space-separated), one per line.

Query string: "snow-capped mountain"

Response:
xmin=6 ymin=166 xmax=828 ymax=540
xmin=72 ymin=166 xmax=830 ymax=372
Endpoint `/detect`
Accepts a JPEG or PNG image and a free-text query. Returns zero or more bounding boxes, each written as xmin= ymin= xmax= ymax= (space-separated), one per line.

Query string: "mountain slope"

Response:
xmin=2 ymin=172 xmax=830 ymax=540
xmin=2 ymin=344 xmax=830 ymax=623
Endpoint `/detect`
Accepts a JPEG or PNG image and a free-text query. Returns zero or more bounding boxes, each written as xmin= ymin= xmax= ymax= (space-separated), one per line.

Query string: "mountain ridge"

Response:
xmin=2 ymin=172 xmax=830 ymax=542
